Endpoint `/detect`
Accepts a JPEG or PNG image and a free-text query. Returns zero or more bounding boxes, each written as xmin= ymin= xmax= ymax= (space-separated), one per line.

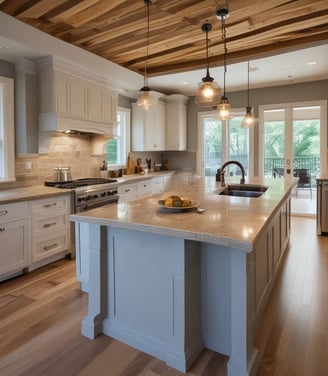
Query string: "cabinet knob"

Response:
xmin=0 ymin=210 xmax=8 ymax=216
xmin=0 ymin=228 xmax=5 ymax=232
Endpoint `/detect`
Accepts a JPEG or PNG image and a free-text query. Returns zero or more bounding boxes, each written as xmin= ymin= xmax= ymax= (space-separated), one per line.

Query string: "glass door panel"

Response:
xmin=204 ymin=117 xmax=222 ymax=176
xmin=263 ymin=109 xmax=285 ymax=177
xmin=229 ymin=116 xmax=249 ymax=177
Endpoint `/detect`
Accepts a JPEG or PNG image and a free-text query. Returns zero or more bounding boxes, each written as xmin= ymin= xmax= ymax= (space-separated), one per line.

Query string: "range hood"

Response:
xmin=39 ymin=112 xmax=115 ymax=135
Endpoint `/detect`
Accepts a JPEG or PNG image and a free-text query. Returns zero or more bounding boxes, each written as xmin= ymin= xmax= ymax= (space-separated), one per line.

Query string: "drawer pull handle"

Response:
xmin=44 ymin=203 xmax=57 ymax=208
xmin=44 ymin=243 xmax=58 ymax=251
xmin=0 ymin=210 xmax=8 ymax=216
xmin=43 ymin=222 xmax=57 ymax=228
xmin=0 ymin=228 xmax=5 ymax=232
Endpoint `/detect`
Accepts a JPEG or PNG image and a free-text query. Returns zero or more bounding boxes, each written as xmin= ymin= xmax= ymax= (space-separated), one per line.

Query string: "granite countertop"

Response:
xmin=0 ymin=185 xmax=72 ymax=204
xmin=70 ymin=176 xmax=296 ymax=252
xmin=316 ymin=173 xmax=328 ymax=181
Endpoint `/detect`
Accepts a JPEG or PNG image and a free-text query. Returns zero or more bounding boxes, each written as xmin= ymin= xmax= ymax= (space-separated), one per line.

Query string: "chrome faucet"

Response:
xmin=217 ymin=160 xmax=246 ymax=187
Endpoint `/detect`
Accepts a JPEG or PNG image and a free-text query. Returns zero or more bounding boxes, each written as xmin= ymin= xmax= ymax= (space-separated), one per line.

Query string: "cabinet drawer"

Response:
xmin=118 ymin=184 xmax=137 ymax=203
xmin=31 ymin=230 xmax=68 ymax=263
xmin=137 ymin=180 xmax=152 ymax=197
xmin=32 ymin=196 xmax=69 ymax=215
xmin=0 ymin=202 xmax=28 ymax=224
xmin=32 ymin=214 xmax=68 ymax=237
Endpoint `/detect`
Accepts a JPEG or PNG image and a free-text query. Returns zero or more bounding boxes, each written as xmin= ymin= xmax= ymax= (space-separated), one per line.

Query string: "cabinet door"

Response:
xmin=145 ymin=101 xmax=165 ymax=150
xmin=132 ymin=101 xmax=165 ymax=151
xmin=0 ymin=219 xmax=28 ymax=280
xmin=166 ymin=102 xmax=186 ymax=150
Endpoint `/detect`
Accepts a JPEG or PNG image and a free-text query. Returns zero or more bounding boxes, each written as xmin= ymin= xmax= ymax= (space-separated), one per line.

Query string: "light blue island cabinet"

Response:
xmin=71 ymin=176 xmax=295 ymax=376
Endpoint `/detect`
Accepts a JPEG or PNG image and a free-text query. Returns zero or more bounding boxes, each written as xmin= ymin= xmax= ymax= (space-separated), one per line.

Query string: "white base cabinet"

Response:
xmin=0 ymin=202 xmax=29 ymax=281
xmin=0 ymin=193 xmax=71 ymax=281
xmin=29 ymin=195 xmax=70 ymax=269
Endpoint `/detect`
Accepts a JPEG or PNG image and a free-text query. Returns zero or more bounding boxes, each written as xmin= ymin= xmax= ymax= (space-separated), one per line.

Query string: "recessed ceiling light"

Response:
xmin=281 ymin=64 xmax=292 ymax=68
xmin=182 ymin=81 xmax=189 ymax=85
xmin=307 ymin=61 xmax=317 ymax=65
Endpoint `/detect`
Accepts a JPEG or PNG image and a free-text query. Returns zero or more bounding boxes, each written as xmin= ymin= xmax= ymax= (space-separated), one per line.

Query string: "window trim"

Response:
xmin=107 ymin=106 xmax=130 ymax=169
xmin=0 ymin=76 xmax=15 ymax=183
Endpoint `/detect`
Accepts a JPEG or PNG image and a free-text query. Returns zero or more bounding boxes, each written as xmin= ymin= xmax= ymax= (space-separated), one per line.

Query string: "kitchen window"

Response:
xmin=197 ymin=110 xmax=253 ymax=177
xmin=0 ymin=76 xmax=15 ymax=182
xmin=106 ymin=107 xmax=130 ymax=167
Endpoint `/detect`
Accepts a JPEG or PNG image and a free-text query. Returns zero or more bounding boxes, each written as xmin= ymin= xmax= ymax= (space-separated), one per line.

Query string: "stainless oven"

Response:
xmin=45 ymin=178 xmax=119 ymax=257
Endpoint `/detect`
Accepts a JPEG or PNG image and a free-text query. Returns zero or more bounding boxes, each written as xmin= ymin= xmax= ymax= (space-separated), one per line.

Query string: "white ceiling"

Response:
xmin=0 ymin=22 xmax=327 ymax=98
xmin=148 ymin=44 xmax=328 ymax=96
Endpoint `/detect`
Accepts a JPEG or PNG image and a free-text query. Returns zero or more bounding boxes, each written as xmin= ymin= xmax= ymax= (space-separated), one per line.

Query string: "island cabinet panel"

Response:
xmin=201 ymin=244 xmax=232 ymax=355
xmin=252 ymin=196 xmax=291 ymax=331
xmin=104 ymin=229 xmax=203 ymax=372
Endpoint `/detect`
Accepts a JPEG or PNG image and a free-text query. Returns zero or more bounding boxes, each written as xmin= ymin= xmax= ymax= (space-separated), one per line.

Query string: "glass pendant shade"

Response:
xmin=241 ymin=61 xmax=256 ymax=128
xmin=137 ymin=86 xmax=157 ymax=111
xmin=241 ymin=106 xmax=256 ymax=128
xmin=195 ymin=22 xmax=221 ymax=107
xmin=217 ymin=97 xmax=232 ymax=120
xmin=195 ymin=72 xmax=221 ymax=107
xmin=137 ymin=0 xmax=155 ymax=111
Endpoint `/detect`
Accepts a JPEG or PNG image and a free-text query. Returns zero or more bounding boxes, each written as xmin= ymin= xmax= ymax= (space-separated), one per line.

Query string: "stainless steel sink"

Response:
xmin=219 ymin=184 xmax=268 ymax=198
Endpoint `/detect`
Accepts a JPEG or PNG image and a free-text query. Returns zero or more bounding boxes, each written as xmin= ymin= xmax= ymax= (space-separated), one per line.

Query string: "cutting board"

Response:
xmin=127 ymin=153 xmax=136 ymax=174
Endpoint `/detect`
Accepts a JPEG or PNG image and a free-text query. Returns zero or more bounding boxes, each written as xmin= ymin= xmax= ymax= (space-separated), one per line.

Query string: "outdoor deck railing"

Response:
xmin=205 ymin=154 xmax=320 ymax=183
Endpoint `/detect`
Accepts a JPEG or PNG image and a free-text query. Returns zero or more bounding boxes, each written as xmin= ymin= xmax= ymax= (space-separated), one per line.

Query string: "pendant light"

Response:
xmin=241 ymin=61 xmax=256 ymax=128
xmin=195 ymin=22 xmax=221 ymax=107
xmin=216 ymin=7 xmax=232 ymax=120
xmin=137 ymin=0 xmax=157 ymax=111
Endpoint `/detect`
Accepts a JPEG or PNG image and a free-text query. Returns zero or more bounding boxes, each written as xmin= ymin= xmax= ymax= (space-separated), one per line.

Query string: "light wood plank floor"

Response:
xmin=0 ymin=217 xmax=327 ymax=376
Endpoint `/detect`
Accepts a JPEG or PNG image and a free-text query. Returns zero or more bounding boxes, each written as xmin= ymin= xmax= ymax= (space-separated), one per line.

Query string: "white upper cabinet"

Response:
xmin=165 ymin=94 xmax=188 ymax=151
xmin=131 ymin=94 xmax=188 ymax=152
xmin=132 ymin=99 xmax=166 ymax=151
xmin=38 ymin=56 xmax=117 ymax=135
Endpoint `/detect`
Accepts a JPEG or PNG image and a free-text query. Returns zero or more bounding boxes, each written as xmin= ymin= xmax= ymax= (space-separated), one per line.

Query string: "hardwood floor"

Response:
xmin=0 ymin=217 xmax=327 ymax=376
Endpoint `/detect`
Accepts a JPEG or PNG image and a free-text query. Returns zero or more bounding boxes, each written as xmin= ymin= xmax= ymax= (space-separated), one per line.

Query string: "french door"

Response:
xmin=259 ymin=101 xmax=325 ymax=180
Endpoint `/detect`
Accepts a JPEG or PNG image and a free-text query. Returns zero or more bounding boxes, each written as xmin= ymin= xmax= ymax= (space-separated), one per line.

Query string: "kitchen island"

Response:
xmin=70 ymin=176 xmax=295 ymax=376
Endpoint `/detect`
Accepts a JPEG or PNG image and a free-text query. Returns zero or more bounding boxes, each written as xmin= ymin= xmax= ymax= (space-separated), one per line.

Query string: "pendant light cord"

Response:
xmin=221 ymin=16 xmax=227 ymax=97
xmin=144 ymin=0 xmax=151 ymax=87
xmin=205 ymin=24 xmax=210 ymax=76
xmin=247 ymin=61 xmax=250 ymax=107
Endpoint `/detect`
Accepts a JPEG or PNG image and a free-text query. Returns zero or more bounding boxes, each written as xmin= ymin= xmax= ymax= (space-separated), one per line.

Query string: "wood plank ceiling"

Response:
xmin=0 ymin=0 xmax=327 ymax=77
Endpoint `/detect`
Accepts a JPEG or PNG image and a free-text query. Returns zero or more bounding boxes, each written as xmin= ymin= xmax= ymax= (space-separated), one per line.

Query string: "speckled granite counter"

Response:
xmin=0 ymin=185 xmax=72 ymax=204
xmin=316 ymin=172 xmax=328 ymax=181
xmin=0 ymin=172 xmax=174 ymax=205
xmin=71 ymin=176 xmax=295 ymax=251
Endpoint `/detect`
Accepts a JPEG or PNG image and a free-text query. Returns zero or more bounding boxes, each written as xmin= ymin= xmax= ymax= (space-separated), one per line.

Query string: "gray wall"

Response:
xmin=0 ymin=59 xmax=15 ymax=78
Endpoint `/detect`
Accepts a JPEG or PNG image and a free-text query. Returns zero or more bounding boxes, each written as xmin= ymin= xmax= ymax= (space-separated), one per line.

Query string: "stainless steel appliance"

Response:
xmin=316 ymin=180 xmax=328 ymax=235
xmin=45 ymin=178 xmax=120 ymax=256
